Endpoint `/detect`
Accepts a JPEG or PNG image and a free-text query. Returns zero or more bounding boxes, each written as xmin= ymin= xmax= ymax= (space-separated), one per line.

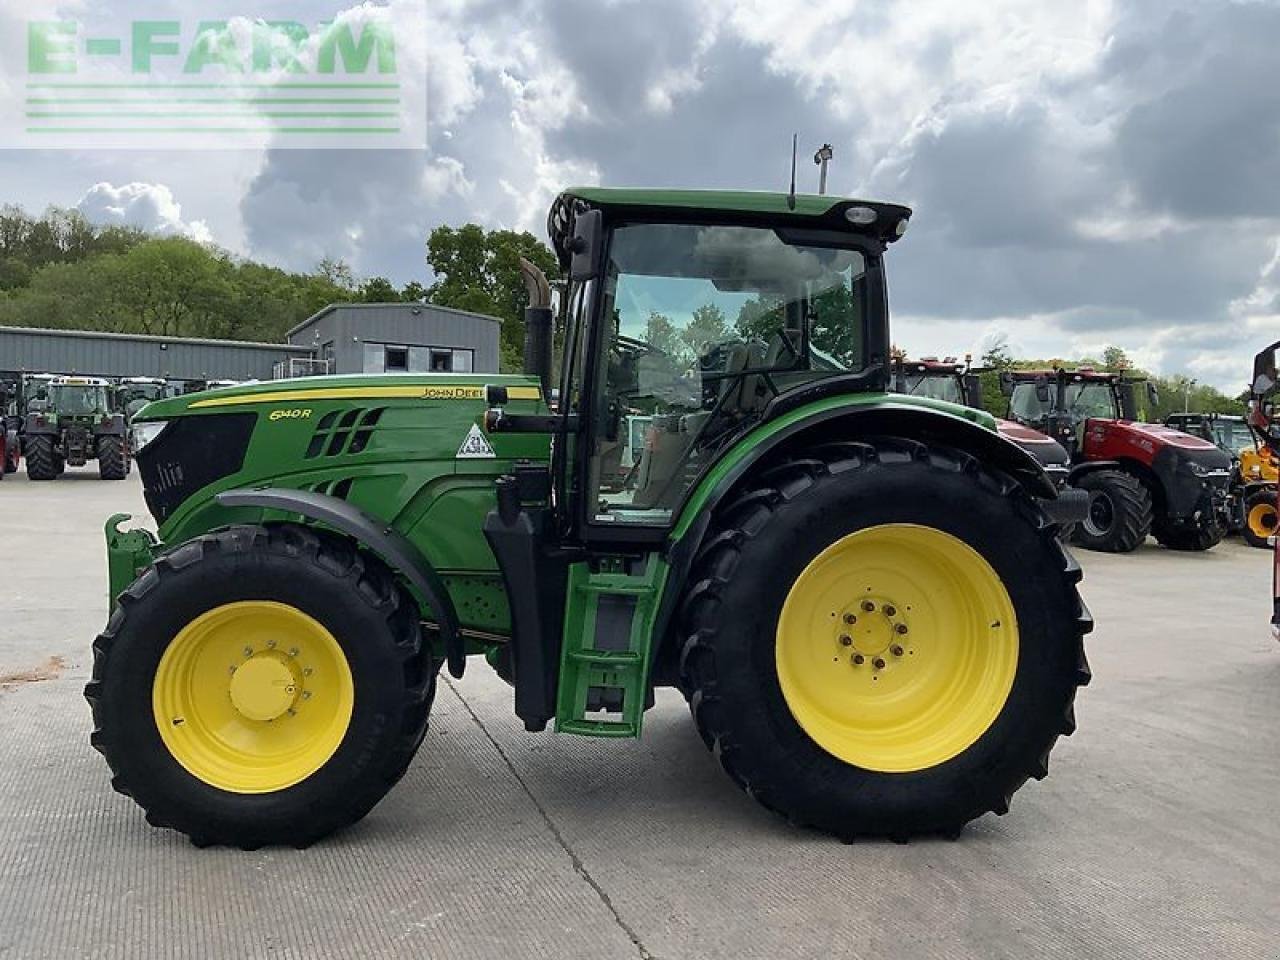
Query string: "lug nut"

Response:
xmin=853 ymin=654 xmax=865 ymax=665
xmin=267 ymin=639 xmax=277 ymax=649
xmin=895 ymin=623 xmax=909 ymax=635
xmin=843 ymin=613 xmax=857 ymax=625
xmin=891 ymin=645 xmax=905 ymax=657
xmin=288 ymin=647 xmax=299 ymax=658
xmin=839 ymin=634 xmax=853 ymax=647
xmin=862 ymin=600 xmax=876 ymax=612
xmin=242 ymin=647 xmax=253 ymax=657
xmin=302 ymin=691 xmax=312 ymax=700
xmin=873 ymin=657 xmax=886 ymax=670
xmin=884 ymin=605 xmax=897 ymax=617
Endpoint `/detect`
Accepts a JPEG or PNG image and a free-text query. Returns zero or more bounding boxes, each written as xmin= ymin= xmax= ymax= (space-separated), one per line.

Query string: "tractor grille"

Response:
xmin=137 ymin=413 xmax=257 ymax=523
xmin=304 ymin=408 xmax=385 ymax=459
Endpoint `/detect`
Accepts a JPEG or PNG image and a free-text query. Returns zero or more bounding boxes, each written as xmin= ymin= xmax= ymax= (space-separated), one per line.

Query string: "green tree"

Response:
xmin=425 ymin=223 xmax=558 ymax=372
xmin=359 ymin=276 xmax=399 ymax=302
xmin=1102 ymin=345 xmax=1129 ymax=372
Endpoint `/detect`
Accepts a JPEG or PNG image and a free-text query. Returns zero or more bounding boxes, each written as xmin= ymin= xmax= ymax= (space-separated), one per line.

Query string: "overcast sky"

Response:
xmin=1 ymin=0 xmax=1275 ymax=392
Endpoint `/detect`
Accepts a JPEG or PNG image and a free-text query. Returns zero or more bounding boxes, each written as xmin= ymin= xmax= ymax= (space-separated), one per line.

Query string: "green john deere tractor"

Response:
xmin=86 ymin=188 xmax=1091 ymax=848
xmin=25 ymin=376 xmax=129 ymax=481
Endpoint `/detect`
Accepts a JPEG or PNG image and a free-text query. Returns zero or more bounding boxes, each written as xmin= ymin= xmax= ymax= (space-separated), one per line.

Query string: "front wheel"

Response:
xmin=85 ymin=524 xmax=436 ymax=848
xmin=1070 ymin=470 xmax=1152 ymax=553
xmin=678 ymin=439 xmax=1091 ymax=840
xmin=1242 ymin=489 xmax=1277 ymax=549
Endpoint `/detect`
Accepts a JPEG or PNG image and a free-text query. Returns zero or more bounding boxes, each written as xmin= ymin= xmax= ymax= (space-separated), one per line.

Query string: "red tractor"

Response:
xmin=1002 ymin=368 xmax=1232 ymax=553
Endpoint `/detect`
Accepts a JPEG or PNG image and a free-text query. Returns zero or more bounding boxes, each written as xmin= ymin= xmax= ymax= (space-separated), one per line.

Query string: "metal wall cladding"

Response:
xmin=287 ymin=303 xmax=501 ymax=374
xmin=0 ymin=326 xmax=309 ymax=381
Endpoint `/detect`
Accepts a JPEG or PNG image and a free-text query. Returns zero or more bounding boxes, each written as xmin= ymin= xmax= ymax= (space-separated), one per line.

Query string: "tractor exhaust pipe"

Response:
xmin=518 ymin=257 xmax=554 ymax=402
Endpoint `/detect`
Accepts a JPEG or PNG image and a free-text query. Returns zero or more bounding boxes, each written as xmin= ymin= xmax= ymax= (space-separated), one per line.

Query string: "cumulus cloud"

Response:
xmin=76 ymin=182 xmax=213 ymax=244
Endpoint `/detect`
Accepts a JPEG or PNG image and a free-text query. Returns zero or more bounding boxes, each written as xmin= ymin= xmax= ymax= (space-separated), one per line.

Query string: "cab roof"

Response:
xmin=551 ymin=187 xmax=912 ymax=261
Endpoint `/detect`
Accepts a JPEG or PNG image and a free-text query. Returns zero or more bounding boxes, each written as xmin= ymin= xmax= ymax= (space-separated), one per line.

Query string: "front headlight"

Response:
xmin=131 ymin=420 xmax=169 ymax=453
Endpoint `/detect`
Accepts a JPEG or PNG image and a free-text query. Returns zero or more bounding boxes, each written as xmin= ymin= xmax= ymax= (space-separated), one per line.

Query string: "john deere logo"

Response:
xmin=456 ymin=424 xmax=495 ymax=460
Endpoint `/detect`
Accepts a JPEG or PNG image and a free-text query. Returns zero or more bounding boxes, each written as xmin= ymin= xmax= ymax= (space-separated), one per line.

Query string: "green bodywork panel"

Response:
xmin=108 ymin=373 xmax=549 ymax=644
xmin=566 ymin=187 xmax=849 ymax=218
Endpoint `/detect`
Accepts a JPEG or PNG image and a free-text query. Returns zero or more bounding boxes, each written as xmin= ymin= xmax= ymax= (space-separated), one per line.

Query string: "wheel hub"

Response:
xmin=840 ymin=599 xmax=909 ymax=662
xmin=229 ymin=653 xmax=301 ymax=722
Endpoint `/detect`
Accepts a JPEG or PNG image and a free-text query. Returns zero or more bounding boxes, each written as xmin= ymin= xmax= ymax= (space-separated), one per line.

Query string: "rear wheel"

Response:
xmin=1242 ymin=489 xmax=1277 ymax=549
xmin=678 ymin=439 xmax=1091 ymax=840
xmin=85 ymin=524 xmax=436 ymax=848
xmin=24 ymin=435 xmax=57 ymax=481
xmin=1070 ymin=470 xmax=1151 ymax=553
xmin=97 ymin=434 xmax=128 ymax=480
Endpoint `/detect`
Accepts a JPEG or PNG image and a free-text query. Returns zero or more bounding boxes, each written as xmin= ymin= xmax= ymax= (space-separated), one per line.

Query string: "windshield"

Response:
xmin=1210 ymin=420 xmax=1254 ymax=452
xmin=895 ymin=373 xmax=963 ymax=405
xmin=50 ymin=384 xmax=108 ymax=416
xmin=1064 ymin=382 xmax=1118 ymax=419
xmin=590 ymin=221 xmax=873 ymax=525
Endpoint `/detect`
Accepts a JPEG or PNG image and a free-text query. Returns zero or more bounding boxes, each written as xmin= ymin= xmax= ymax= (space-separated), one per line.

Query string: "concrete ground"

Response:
xmin=0 ymin=469 xmax=1277 ymax=960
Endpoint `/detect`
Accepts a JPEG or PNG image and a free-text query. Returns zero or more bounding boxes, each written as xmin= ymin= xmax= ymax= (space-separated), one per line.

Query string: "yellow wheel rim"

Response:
xmin=1248 ymin=502 xmax=1277 ymax=540
xmin=153 ymin=601 xmax=355 ymax=794
xmin=775 ymin=524 xmax=1019 ymax=773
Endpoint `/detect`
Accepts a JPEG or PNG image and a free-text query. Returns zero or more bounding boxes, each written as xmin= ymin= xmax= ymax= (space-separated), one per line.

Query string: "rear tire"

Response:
xmin=97 ymin=434 xmax=128 ymax=480
xmin=1070 ymin=470 xmax=1151 ymax=553
xmin=84 ymin=524 xmax=437 ymax=849
xmin=24 ymin=435 xmax=57 ymax=481
xmin=1242 ymin=489 xmax=1277 ymax=549
xmin=678 ymin=439 xmax=1091 ymax=840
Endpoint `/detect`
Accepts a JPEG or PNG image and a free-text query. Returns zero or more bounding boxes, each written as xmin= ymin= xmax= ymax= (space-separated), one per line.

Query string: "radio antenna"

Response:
xmin=787 ymin=133 xmax=798 ymax=210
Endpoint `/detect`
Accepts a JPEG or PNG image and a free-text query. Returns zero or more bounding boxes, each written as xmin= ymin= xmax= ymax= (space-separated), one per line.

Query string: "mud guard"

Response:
xmin=215 ymin=488 xmax=465 ymax=677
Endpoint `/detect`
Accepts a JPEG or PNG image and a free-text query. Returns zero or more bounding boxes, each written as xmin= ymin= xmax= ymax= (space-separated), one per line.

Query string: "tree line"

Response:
xmin=0 ymin=206 xmax=555 ymax=364
xmin=972 ymin=338 xmax=1244 ymax=421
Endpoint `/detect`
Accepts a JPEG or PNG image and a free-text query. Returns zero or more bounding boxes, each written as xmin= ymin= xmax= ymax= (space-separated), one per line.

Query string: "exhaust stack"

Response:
xmin=518 ymin=257 xmax=554 ymax=402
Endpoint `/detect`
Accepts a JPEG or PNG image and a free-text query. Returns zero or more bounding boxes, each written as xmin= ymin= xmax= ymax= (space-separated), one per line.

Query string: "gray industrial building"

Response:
xmin=0 ymin=303 xmax=501 ymax=386
xmin=285 ymin=303 xmax=501 ymax=376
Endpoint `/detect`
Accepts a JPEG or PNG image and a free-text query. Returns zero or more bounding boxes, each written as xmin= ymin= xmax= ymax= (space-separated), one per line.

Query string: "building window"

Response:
xmin=385 ymin=345 xmax=409 ymax=371
xmin=430 ymin=349 xmax=453 ymax=372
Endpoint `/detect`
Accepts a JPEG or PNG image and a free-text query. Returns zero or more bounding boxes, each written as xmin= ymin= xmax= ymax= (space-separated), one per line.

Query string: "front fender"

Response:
xmin=215 ymin=488 xmax=465 ymax=678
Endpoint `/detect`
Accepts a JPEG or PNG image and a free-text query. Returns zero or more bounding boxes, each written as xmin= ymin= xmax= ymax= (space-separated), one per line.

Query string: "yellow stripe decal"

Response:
xmin=189 ymin=385 xmax=541 ymax=408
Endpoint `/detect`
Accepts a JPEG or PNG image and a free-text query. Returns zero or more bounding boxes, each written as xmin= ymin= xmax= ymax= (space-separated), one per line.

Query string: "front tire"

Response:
xmin=1242 ymin=489 xmax=1277 ymax=549
xmin=1070 ymin=470 xmax=1152 ymax=553
xmin=85 ymin=524 xmax=436 ymax=849
xmin=1152 ymin=512 xmax=1226 ymax=552
xmin=24 ymin=435 xmax=57 ymax=481
xmin=678 ymin=439 xmax=1091 ymax=840
xmin=97 ymin=434 xmax=128 ymax=480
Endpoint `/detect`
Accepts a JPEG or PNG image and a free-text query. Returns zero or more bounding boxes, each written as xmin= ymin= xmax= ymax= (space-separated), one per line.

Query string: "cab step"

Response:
xmin=555 ymin=554 xmax=667 ymax=737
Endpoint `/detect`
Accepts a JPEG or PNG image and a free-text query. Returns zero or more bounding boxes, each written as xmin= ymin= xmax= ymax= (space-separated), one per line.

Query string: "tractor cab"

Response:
xmin=488 ymin=189 xmax=911 ymax=537
xmin=117 ymin=377 xmax=175 ymax=420
xmin=1002 ymin=367 xmax=1150 ymax=456
xmin=889 ymin=357 xmax=981 ymax=407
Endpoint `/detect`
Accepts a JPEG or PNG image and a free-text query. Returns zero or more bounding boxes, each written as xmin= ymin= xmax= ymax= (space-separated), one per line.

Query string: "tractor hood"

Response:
xmin=1124 ymin=421 xmax=1224 ymax=452
xmin=995 ymin=419 xmax=1070 ymax=470
xmin=131 ymin=373 xmax=541 ymax=422
xmin=129 ymin=373 xmax=549 ymax=536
